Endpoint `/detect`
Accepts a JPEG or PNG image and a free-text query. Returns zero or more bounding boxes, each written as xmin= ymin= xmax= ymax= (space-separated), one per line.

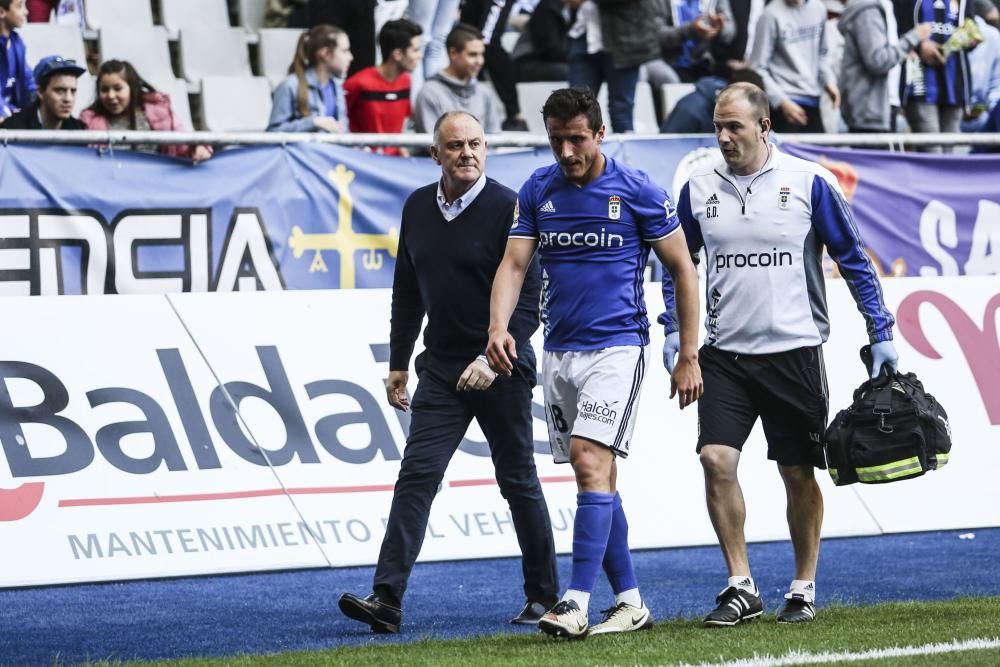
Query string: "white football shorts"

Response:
xmin=541 ymin=345 xmax=651 ymax=464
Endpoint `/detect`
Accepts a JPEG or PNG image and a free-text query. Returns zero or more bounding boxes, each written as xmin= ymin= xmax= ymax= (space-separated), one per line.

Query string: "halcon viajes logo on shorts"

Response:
xmin=579 ymin=399 xmax=619 ymax=425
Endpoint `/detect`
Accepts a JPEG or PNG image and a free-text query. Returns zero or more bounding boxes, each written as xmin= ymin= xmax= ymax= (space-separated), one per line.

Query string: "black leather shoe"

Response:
xmin=338 ymin=592 xmax=402 ymax=633
xmin=510 ymin=600 xmax=548 ymax=625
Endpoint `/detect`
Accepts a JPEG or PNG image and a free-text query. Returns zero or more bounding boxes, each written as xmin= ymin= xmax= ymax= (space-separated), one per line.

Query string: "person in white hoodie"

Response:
xmin=838 ymin=0 xmax=930 ymax=132
xmin=413 ymin=23 xmax=502 ymax=134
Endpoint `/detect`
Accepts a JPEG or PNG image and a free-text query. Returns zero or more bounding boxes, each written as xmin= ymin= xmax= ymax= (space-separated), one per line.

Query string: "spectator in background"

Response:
xmin=27 ymin=0 xmax=83 ymax=25
xmin=407 ymin=0 xmax=461 ymax=97
xmin=344 ymin=18 xmax=423 ymax=156
xmin=752 ymin=0 xmax=838 ymax=133
xmin=567 ymin=0 xmax=659 ymax=133
xmin=647 ymin=0 xmax=736 ymax=87
xmin=413 ymin=24 xmax=502 ymax=134
xmin=293 ymin=0 xmax=377 ymax=77
xmin=267 ymin=24 xmax=352 ymax=133
xmin=512 ymin=0 xmax=573 ymax=82
xmin=660 ymin=67 xmax=764 ymax=132
xmin=80 ymin=60 xmax=212 ymax=162
xmin=1 ymin=53 xmax=82 ymax=128
xmin=461 ymin=0 xmax=529 ymax=130
xmin=711 ymin=0 xmax=764 ymax=78
xmin=838 ymin=0 xmax=930 ymax=133
xmin=895 ymin=0 xmax=977 ymax=151
xmin=26 ymin=0 xmax=53 ymax=21
xmin=0 ymin=0 xmax=33 ymax=120
xmin=962 ymin=0 xmax=1000 ymax=139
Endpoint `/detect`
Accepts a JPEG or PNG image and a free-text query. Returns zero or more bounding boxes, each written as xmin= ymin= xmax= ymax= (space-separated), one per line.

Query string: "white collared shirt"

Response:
xmin=436 ymin=172 xmax=487 ymax=221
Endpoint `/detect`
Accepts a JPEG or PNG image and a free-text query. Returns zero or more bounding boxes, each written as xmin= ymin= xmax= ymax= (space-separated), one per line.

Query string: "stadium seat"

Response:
xmin=200 ymin=76 xmax=272 ymax=131
xmin=179 ymin=28 xmax=254 ymax=85
xmin=237 ymin=0 xmax=266 ymax=32
xmin=515 ymin=81 xmax=567 ymax=134
xmin=500 ymin=31 xmax=520 ymax=54
xmin=258 ymin=28 xmax=301 ymax=90
xmin=84 ymin=0 xmax=153 ymax=31
xmin=661 ymin=83 xmax=696 ymax=124
xmin=18 ymin=23 xmax=87 ymax=68
xmin=597 ymin=82 xmax=659 ymax=134
xmin=99 ymin=26 xmax=177 ymax=96
xmin=160 ymin=78 xmax=195 ymax=132
xmin=161 ymin=0 xmax=231 ymax=40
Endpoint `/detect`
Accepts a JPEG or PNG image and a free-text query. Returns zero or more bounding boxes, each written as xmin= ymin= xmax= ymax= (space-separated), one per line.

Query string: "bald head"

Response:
xmin=433 ymin=110 xmax=482 ymax=147
xmin=716 ymin=82 xmax=769 ymax=123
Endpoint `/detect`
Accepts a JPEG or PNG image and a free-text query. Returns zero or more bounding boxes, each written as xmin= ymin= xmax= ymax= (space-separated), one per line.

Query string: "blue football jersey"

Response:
xmin=511 ymin=157 xmax=680 ymax=351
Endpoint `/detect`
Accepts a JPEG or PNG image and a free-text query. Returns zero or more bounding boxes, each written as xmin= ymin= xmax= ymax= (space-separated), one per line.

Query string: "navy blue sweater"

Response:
xmin=389 ymin=178 xmax=541 ymax=382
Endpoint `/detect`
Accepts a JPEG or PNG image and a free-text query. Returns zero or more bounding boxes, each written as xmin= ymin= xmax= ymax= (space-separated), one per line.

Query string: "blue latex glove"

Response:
xmin=662 ymin=332 xmax=680 ymax=374
xmin=870 ymin=340 xmax=899 ymax=378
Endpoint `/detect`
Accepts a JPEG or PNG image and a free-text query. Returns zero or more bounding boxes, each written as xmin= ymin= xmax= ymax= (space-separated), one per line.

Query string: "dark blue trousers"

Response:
xmin=373 ymin=361 xmax=559 ymax=608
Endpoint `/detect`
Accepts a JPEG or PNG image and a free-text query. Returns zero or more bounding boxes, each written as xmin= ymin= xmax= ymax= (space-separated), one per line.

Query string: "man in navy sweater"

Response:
xmin=338 ymin=111 xmax=558 ymax=633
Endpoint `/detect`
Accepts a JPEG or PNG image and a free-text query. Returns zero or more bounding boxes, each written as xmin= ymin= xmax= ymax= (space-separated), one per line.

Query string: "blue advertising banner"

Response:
xmin=781 ymin=144 xmax=1000 ymax=277
xmin=3 ymin=137 xmax=993 ymax=294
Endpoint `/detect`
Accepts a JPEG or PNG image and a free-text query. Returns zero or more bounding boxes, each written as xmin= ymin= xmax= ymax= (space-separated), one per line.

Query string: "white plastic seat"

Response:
xmin=160 ymin=77 xmax=195 ymax=131
xmin=515 ymin=81 xmax=567 ymax=134
xmin=258 ymin=28 xmax=301 ymax=89
xmin=236 ymin=0 xmax=266 ymax=32
xmin=661 ymin=83 xmax=696 ymax=124
xmin=18 ymin=23 xmax=87 ymax=67
xmin=200 ymin=76 xmax=272 ymax=131
xmin=84 ymin=0 xmax=153 ymax=31
xmin=161 ymin=0 xmax=230 ymax=39
xmin=179 ymin=28 xmax=253 ymax=84
xmin=98 ymin=26 xmax=176 ymax=96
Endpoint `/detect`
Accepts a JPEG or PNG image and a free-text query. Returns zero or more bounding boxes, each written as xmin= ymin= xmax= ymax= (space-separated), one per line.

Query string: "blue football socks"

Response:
xmin=603 ymin=492 xmax=639 ymax=599
xmin=568 ymin=491 xmax=615 ymax=600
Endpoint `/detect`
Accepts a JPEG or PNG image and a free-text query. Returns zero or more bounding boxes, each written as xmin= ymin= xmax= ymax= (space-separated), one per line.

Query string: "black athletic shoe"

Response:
xmin=777 ymin=594 xmax=816 ymax=623
xmin=510 ymin=600 xmax=548 ymax=625
xmin=338 ymin=592 xmax=402 ymax=633
xmin=703 ymin=586 xmax=764 ymax=627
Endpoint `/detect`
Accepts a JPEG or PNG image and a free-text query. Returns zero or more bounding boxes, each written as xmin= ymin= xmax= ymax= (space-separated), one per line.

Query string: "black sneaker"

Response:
xmin=338 ymin=592 xmax=402 ymax=633
xmin=703 ymin=586 xmax=764 ymax=627
xmin=777 ymin=594 xmax=816 ymax=623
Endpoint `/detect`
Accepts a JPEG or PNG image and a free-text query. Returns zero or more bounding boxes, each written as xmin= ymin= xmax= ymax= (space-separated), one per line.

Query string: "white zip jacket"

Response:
xmin=660 ymin=144 xmax=894 ymax=355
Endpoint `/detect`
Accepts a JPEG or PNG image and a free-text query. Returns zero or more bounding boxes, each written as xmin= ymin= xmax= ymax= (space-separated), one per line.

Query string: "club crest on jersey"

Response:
xmin=512 ymin=200 xmax=519 ymax=229
xmin=779 ymin=186 xmax=791 ymax=210
xmin=608 ymin=195 xmax=621 ymax=220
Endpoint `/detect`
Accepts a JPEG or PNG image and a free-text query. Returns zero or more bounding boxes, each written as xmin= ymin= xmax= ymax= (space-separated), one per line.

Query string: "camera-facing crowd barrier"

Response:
xmin=1 ymin=276 xmax=997 ymax=587
xmin=0 ymin=137 xmax=997 ymax=296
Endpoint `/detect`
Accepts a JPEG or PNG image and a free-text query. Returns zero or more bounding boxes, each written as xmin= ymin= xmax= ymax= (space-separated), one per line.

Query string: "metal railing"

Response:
xmin=1 ymin=129 xmax=999 ymax=150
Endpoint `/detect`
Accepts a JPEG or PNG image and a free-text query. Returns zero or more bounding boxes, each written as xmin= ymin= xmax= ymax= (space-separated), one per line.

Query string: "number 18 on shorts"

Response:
xmin=542 ymin=345 xmax=650 ymax=463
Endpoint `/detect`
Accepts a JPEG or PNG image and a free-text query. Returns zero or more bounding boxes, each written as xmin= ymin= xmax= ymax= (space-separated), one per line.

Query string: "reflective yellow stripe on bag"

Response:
xmin=856 ymin=456 xmax=924 ymax=482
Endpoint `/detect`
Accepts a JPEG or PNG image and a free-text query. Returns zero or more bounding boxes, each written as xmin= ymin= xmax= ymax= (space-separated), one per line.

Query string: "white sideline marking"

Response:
xmin=674 ymin=637 xmax=1000 ymax=667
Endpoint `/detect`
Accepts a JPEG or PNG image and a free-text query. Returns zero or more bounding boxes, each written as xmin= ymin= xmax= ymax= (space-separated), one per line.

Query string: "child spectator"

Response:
xmin=267 ymin=24 xmax=353 ymax=133
xmin=413 ymin=23 xmax=502 ymax=134
xmin=0 ymin=0 xmax=34 ymax=120
xmin=80 ymin=60 xmax=212 ymax=162
xmin=0 ymin=53 xmax=83 ymax=128
xmin=343 ymin=18 xmax=423 ymax=155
